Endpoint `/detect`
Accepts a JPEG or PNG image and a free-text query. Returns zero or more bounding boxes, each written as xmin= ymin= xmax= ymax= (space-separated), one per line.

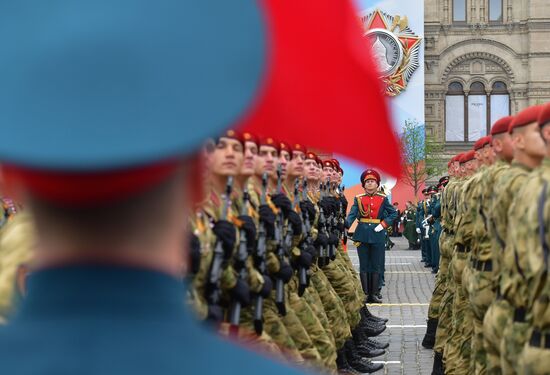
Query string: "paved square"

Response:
xmin=346 ymin=236 xmax=435 ymax=375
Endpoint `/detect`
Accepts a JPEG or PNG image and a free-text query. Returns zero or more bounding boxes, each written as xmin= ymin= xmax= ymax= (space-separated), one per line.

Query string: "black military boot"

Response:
xmin=360 ymin=272 xmax=369 ymax=303
xmin=365 ymin=337 xmax=389 ymax=350
xmin=367 ymin=273 xmax=382 ymax=304
xmin=432 ymin=351 xmax=444 ymax=375
xmin=336 ymin=347 xmax=361 ymax=374
xmin=345 ymin=340 xmax=384 ymax=373
xmin=358 ymin=318 xmax=386 ymax=337
xmin=421 ymin=318 xmax=438 ymax=349
xmin=360 ymin=306 xmax=388 ymax=324
xmin=354 ymin=339 xmax=385 ymax=358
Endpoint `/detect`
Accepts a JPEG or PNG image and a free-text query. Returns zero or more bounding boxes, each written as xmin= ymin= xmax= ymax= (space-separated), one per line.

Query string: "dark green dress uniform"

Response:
xmin=346 ymin=182 xmax=397 ymax=302
xmin=0 ymin=2 xmax=306 ymax=374
xmin=416 ymin=194 xmax=432 ymax=266
xmin=428 ymin=194 xmax=442 ymax=273
xmin=403 ymin=208 xmax=419 ymax=249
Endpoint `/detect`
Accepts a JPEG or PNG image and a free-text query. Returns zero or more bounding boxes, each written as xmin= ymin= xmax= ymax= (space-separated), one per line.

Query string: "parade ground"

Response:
xmin=348 ymin=237 xmax=435 ymax=375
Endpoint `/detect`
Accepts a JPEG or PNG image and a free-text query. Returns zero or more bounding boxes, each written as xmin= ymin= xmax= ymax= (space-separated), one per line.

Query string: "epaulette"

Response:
xmin=355 ymin=193 xmax=366 ymax=198
xmin=375 ymin=192 xmax=386 ymax=198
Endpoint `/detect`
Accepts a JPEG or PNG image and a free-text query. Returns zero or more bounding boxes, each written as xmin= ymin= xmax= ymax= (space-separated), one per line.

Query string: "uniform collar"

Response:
xmin=511 ymin=160 xmax=535 ymax=172
xmin=16 ymin=265 xmax=186 ymax=321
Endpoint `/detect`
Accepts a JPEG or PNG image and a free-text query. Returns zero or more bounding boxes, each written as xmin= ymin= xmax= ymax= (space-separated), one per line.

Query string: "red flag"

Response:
xmin=239 ymin=0 xmax=401 ymax=177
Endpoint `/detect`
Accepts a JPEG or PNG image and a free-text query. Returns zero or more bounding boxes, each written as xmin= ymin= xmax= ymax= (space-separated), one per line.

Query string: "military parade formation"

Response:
xmin=186 ymin=129 xmax=400 ymax=374
xmin=417 ymin=103 xmax=550 ymax=375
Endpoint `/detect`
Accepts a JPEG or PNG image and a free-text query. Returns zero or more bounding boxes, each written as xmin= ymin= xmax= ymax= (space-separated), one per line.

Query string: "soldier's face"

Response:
xmin=256 ymin=145 xmax=278 ymax=177
xmin=288 ymin=151 xmax=305 ymax=177
xmin=521 ymin=122 xmax=546 ymax=159
xmin=316 ymin=163 xmax=323 ymax=179
xmin=240 ymin=141 xmax=258 ymax=177
xmin=210 ymin=137 xmax=243 ymax=176
xmin=322 ymin=167 xmax=334 ymax=182
xmin=337 ymin=172 xmax=343 ymax=184
xmin=304 ymin=159 xmax=317 ymax=180
xmin=484 ymin=145 xmax=495 ymax=164
xmin=363 ymin=179 xmax=378 ymax=193
xmin=278 ymin=150 xmax=290 ymax=179
xmin=465 ymin=159 xmax=478 ymax=173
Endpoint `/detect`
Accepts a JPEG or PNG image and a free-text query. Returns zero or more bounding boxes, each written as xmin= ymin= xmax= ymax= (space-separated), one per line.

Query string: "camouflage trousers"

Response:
xmin=262 ymin=297 xmax=304 ymax=364
xmin=445 ymin=257 xmax=474 ymax=375
xmin=500 ymin=319 xmax=530 ymax=375
xmin=482 ymin=298 xmax=512 ymax=375
xmin=435 ymin=283 xmax=455 ymax=355
xmin=310 ymin=263 xmax=351 ymax=350
xmin=428 ymin=232 xmax=452 ymax=320
xmin=518 ymin=334 xmax=550 ymax=375
xmin=288 ymin=277 xmax=337 ymax=371
xmin=467 ymin=269 xmax=494 ymax=375
xmin=322 ymin=258 xmax=361 ymax=329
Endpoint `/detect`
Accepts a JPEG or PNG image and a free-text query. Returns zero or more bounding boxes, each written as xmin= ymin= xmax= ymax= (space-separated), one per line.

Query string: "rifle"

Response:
xmin=228 ymin=186 xmax=250 ymax=331
xmin=274 ymin=164 xmax=287 ymax=316
xmin=253 ymin=173 xmax=268 ymax=335
xmin=318 ymin=182 xmax=329 ymax=267
xmin=297 ymin=179 xmax=311 ymax=296
xmin=324 ymin=178 xmax=336 ymax=261
xmin=206 ymin=177 xmax=233 ymax=315
xmin=289 ymin=179 xmax=307 ymax=296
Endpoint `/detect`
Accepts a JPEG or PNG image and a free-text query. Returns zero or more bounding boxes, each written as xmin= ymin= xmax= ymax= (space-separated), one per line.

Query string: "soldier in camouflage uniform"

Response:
xmin=443 ymin=149 xmax=479 ymax=374
xmin=515 ymin=102 xmax=550 ymax=374
xmin=492 ymin=105 xmax=546 ymax=374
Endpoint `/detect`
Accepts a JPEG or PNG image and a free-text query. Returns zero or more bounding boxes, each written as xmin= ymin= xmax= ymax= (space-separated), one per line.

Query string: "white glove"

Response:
xmin=374 ymin=224 xmax=384 ymax=232
xmin=416 ymin=228 xmax=421 ymax=234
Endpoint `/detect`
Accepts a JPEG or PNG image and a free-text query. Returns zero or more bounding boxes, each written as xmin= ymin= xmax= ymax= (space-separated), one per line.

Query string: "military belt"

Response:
xmin=530 ymin=330 xmax=550 ymax=349
xmin=513 ymin=307 xmax=526 ymax=323
xmin=474 ymin=260 xmax=493 ymax=272
xmin=456 ymin=244 xmax=469 ymax=253
xmin=359 ymin=218 xmax=381 ymax=224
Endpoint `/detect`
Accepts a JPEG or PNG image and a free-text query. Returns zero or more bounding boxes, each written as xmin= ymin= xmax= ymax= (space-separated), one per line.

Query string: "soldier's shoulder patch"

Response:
xmin=375 ymin=192 xmax=387 ymax=198
xmin=355 ymin=193 xmax=366 ymax=198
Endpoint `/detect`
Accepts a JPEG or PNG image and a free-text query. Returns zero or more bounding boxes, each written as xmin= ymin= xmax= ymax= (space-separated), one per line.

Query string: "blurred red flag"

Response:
xmin=239 ymin=0 xmax=401 ymax=177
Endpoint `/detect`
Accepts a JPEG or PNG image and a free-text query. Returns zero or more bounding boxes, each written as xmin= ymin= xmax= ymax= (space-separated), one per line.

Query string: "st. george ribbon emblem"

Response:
xmin=361 ymin=9 xmax=422 ymax=97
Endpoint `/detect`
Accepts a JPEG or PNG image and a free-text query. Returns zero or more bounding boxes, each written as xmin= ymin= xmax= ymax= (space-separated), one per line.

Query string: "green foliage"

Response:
xmin=400 ymin=118 xmax=445 ymax=198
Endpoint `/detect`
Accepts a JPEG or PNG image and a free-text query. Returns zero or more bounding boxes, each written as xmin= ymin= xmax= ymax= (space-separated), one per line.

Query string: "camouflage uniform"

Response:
xmin=466 ymin=160 xmax=508 ymax=374
xmin=0 ymin=212 xmax=34 ymax=322
xmin=445 ymin=173 xmax=477 ymax=374
xmin=482 ymin=161 xmax=534 ymax=374
xmin=433 ymin=178 xmax=460 ymax=356
xmin=515 ymin=157 xmax=550 ymax=373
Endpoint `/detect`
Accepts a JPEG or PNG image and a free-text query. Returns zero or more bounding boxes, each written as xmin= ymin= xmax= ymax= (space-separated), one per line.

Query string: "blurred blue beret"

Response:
xmin=0 ymin=0 xmax=266 ymax=171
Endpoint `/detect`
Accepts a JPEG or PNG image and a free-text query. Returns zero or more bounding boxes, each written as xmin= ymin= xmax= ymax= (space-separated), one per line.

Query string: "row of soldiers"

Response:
xmin=416 ymin=181 xmax=448 ymax=274
xmin=421 ymin=103 xmax=550 ymax=374
xmin=187 ymin=130 xmax=390 ymax=374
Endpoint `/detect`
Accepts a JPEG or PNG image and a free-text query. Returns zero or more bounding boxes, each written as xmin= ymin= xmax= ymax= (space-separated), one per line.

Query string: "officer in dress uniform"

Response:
xmin=346 ymin=169 xmax=397 ymax=304
xmin=417 ymin=189 xmax=433 ymax=268
xmin=0 ymin=2 xmax=308 ymax=374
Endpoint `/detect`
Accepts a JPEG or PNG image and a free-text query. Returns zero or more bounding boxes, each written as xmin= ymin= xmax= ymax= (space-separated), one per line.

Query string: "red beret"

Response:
xmin=538 ymin=102 xmax=550 ymax=128
xmin=258 ymin=136 xmax=280 ymax=152
xmin=323 ymin=160 xmax=335 ymax=169
xmin=490 ymin=116 xmax=514 ymax=136
xmin=315 ymin=156 xmax=323 ymax=166
xmin=461 ymin=150 xmax=476 ymax=163
xmin=481 ymin=136 xmax=491 ymax=148
xmin=331 ymin=159 xmax=341 ymax=168
xmin=360 ymin=169 xmax=381 ymax=185
xmin=305 ymin=151 xmax=318 ymax=161
xmin=291 ymin=143 xmax=307 ymax=153
xmin=242 ymin=132 xmax=259 ymax=146
xmin=447 ymin=161 xmax=452 ymax=167
xmin=509 ymin=105 xmax=544 ymax=133
xmin=218 ymin=129 xmax=244 ymax=146
xmin=473 ymin=138 xmax=485 ymax=151
xmin=279 ymin=142 xmax=292 ymax=154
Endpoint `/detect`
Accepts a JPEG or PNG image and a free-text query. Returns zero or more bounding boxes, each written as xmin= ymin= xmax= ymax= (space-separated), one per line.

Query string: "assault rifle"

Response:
xmin=206 ymin=177 xmax=233 ymax=316
xmin=318 ymin=182 xmax=329 ymax=267
xmin=274 ymin=165 xmax=286 ymax=316
xmin=298 ymin=179 xmax=311 ymax=296
xmin=228 ymin=186 xmax=250 ymax=331
xmin=253 ymin=173 xmax=268 ymax=335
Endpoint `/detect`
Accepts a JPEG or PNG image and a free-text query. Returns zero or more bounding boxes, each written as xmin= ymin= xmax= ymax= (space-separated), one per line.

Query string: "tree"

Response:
xmin=400 ymin=119 xmax=445 ymax=198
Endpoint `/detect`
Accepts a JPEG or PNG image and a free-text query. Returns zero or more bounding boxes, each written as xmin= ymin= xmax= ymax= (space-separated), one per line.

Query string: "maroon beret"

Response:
xmin=490 ymin=116 xmax=514 ymax=136
xmin=538 ymin=102 xmax=550 ymax=128
xmin=509 ymin=105 xmax=544 ymax=133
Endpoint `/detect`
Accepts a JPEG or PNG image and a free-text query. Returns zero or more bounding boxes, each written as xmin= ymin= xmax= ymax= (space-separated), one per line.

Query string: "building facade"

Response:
xmin=424 ymin=0 xmax=550 ymax=158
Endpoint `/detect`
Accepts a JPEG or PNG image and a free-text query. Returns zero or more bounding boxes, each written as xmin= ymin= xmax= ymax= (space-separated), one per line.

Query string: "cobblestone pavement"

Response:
xmin=346 ymin=236 xmax=435 ymax=375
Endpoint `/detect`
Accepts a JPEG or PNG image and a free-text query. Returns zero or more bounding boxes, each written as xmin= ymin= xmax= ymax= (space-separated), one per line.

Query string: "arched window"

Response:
xmin=445 ymin=82 xmax=465 ymax=142
xmin=489 ymin=0 xmax=503 ymax=22
xmin=453 ymin=0 xmax=466 ymax=22
xmin=468 ymin=82 xmax=487 ymax=141
xmin=445 ymin=80 xmax=511 ymax=143
xmin=490 ymin=81 xmax=510 ymax=125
